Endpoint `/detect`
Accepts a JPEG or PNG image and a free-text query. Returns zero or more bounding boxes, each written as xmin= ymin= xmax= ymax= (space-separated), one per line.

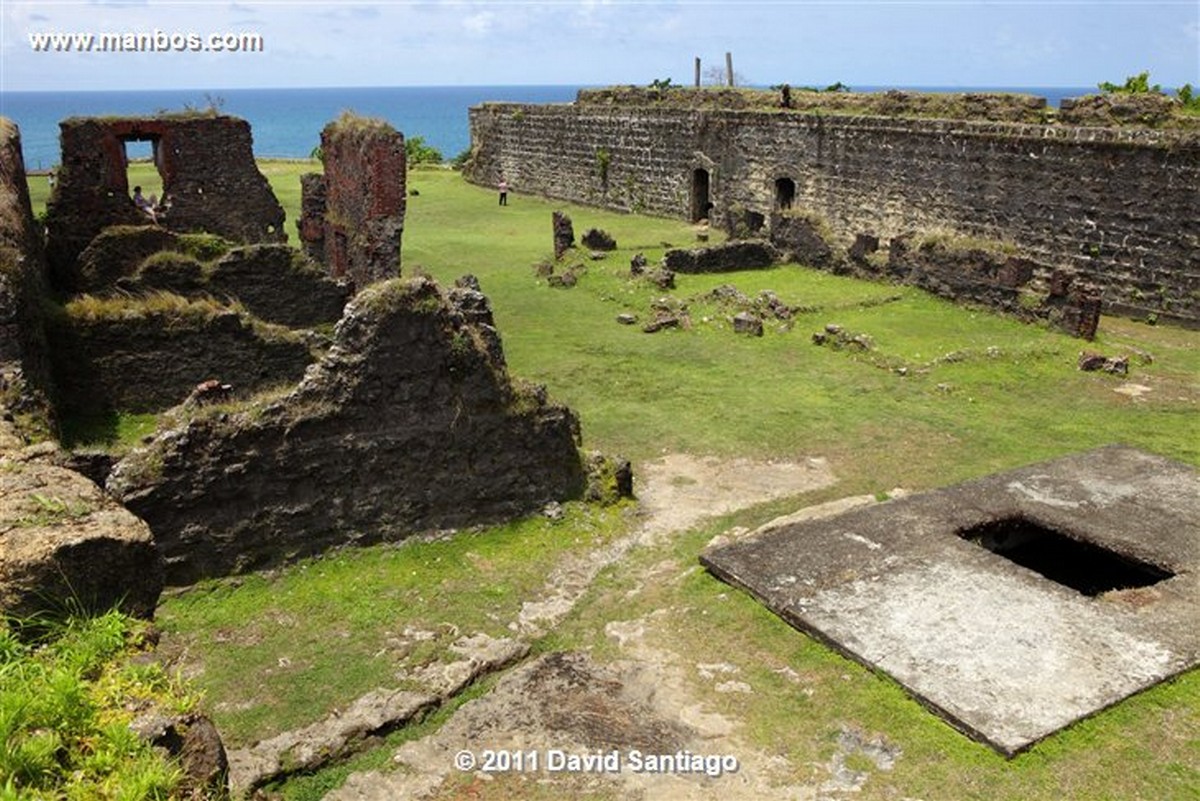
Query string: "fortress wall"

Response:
xmin=466 ymin=104 xmax=1200 ymax=326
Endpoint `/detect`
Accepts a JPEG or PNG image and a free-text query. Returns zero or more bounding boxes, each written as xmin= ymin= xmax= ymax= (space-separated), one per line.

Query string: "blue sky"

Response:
xmin=2 ymin=1 xmax=1197 ymax=91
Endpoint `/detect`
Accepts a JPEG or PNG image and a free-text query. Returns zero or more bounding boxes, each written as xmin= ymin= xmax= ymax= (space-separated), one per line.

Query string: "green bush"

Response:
xmin=405 ymin=135 xmax=444 ymax=166
xmin=1098 ymin=71 xmax=1162 ymax=95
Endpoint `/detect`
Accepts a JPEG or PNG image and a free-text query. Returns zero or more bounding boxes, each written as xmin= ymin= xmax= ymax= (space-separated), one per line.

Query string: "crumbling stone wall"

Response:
xmin=75 ymin=227 xmax=349 ymax=329
xmin=44 ymin=114 xmax=285 ymax=290
xmin=0 ymin=118 xmax=56 ymax=428
xmin=662 ymin=241 xmax=776 ymax=274
xmin=465 ymin=102 xmax=1200 ymax=327
xmin=879 ymin=236 xmax=1102 ymax=339
xmin=108 ymin=277 xmax=586 ymax=584
xmin=47 ymin=299 xmax=313 ymax=415
xmin=299 ymin=116 xmax=405 ymax=288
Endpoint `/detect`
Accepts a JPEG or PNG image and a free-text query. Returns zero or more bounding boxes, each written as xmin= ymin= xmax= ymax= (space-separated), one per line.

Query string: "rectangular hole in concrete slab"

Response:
xmin=957 ymin=516 xmax=1174 ymax=596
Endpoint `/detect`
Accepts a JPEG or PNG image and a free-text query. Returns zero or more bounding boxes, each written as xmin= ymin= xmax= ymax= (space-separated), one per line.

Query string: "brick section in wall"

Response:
xmin=300 ymin=115 xmax=406 ymax=290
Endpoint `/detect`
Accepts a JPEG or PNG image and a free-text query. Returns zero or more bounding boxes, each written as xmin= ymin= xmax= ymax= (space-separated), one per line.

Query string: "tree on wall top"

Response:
xmin=1098 ymin=72 xmax=1162 ymax=95
xmin=1098 ymin=71 xmax=1200 ymax=113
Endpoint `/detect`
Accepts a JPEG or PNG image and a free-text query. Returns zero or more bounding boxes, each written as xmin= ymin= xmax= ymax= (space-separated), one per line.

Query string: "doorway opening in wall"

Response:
xmin=691 ymin=169 xmax=711 ymax=223
xmin=123 ymin=137 xmax=163 ymax=220
xmin=775 ymin=177 xmax=796 ymax=210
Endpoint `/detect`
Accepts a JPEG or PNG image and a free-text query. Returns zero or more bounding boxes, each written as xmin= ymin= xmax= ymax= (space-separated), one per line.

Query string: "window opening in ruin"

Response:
xmin=957 ymin=516 xmax=1173 ymax=596
xmin=745 ymin=210 xmax=765 ymax=234
xmin=775 ymin=177 xmax=796 ymax=210
xmin=691 ymin=169 xmax=711 ymax=223
xmin=123 ymin=137 xmax=164 ymax=210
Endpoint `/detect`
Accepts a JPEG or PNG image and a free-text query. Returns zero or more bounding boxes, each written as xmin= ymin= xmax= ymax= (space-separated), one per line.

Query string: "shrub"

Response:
xmin=405 ymin=135 xmax=444 ymax=166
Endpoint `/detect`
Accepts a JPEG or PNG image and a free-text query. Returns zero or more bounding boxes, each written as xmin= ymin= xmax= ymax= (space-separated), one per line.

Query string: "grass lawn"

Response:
xmin=26 ymin=162 xmax=1200 ymax=801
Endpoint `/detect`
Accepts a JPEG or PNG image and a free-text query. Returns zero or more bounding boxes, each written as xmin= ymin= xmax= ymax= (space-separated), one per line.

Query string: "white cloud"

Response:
xmin=462 ymin=10 xmax=495 ymax=37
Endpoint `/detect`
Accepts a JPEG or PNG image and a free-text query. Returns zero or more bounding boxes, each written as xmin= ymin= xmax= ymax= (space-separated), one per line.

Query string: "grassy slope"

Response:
xmin=27 ymin=163 xmax=1200 ymax=800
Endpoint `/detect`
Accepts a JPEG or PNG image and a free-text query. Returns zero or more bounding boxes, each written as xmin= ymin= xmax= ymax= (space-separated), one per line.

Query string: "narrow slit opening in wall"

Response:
xmin=957 ymin=516 xmax=1174 ymax=596
xmin=123 ymin=137 xmax=163 ymax=217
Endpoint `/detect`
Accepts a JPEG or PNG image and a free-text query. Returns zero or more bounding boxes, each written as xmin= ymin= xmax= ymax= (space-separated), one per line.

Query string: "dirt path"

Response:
xmin=514 ymin=453 xmax=836 ymax=637
xmin=323 ymin=453 xmax=899 ymax=801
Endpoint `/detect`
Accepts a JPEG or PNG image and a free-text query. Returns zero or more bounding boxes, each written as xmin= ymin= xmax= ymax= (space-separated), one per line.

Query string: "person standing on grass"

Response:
xmin=498 ymin=178 xmax=509 ymax=206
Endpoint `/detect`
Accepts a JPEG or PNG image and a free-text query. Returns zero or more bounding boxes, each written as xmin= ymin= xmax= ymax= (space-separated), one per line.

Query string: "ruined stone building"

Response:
xmin=44 ymin=114 xmax=286 ymax=291
xmin=464 ymin=88 xmax=1200 ymax=329
xmin=299 ymin=114 xmax=406 ymax=288
xmin=1 ymin=110 xmax=587 ymax=603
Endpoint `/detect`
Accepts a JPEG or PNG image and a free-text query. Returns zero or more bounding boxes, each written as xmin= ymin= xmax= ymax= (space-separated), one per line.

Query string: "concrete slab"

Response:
xmin=701 ymin=446 xmax=1200 ymax=756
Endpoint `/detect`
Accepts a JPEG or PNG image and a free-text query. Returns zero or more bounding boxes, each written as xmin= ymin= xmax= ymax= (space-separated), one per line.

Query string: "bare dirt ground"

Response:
xmin=324 ymin=453 xmax=911 ymax=801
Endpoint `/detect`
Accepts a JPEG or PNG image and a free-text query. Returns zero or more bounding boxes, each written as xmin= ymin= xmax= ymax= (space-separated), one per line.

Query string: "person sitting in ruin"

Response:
xmin=132 ymin=185 xmax=156 ymax=220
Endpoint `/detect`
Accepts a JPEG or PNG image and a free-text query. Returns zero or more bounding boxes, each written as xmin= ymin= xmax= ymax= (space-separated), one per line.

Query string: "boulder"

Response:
xmin=581 ymin=228 xmax=617 ymax=251
xmin=0 ymin=420 xmax=162 ymax=625
xmin=732 ymin=312 xmax=764 ymax=337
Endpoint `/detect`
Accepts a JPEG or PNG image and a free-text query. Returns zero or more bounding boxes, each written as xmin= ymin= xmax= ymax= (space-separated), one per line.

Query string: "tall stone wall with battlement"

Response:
xmin=465 ymin=101 xmax=1199 ymax=326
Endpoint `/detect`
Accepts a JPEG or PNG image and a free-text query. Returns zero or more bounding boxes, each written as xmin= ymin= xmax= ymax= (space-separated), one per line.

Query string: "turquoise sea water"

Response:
xmin=1 ymin=85 xmax=1092 ymax=171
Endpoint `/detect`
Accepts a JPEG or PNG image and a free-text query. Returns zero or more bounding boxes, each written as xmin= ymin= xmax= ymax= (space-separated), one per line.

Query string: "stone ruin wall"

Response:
xmin=108 ymin=277 xmax=587 ymax=585
xmin=465 ymin=103 xmax=1200 ymax=327
xmin=299 ymin=118 xmax=406 ymax=288
xmin=0 ymin=120 xmax=56 ymax=413
xmin=2 ymin=110 xmax=587 ymax=607
xmin=44 ymin=115 xmax=285 ymax=290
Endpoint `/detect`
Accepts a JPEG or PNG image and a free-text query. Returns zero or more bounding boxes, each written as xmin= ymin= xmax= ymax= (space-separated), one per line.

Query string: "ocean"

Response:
xmin=0 ymin=85 xmax=1093 ymax=172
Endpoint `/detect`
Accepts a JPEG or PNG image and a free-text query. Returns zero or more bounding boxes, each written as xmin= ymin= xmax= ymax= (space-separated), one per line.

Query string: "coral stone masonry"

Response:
xmin=108 ymin=277 xmax=586 ymax=584
xmin=466 ymin=90 xmax=1200 ymax=327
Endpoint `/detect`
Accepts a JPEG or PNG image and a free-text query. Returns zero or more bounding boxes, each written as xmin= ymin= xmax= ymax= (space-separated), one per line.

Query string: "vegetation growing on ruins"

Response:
xmin=576 ymin=83 xmax=1200 ymax=126
xmin=0 ymin=611 xmax=196 ymax=799
xmin=1098 ymin=71 xmax=1200 ymax=116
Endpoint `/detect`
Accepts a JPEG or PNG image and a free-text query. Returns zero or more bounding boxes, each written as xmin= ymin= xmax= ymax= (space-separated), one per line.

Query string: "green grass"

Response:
xmin=58 ymin=409 xmax=159 ymax=452
xmin=155 ymin=501 xmax=632 ymax=747
xmin=0 ymin=611 xmax=194 ymax=799
xmin=26 ymin=164 xmax=1200 ymax=800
